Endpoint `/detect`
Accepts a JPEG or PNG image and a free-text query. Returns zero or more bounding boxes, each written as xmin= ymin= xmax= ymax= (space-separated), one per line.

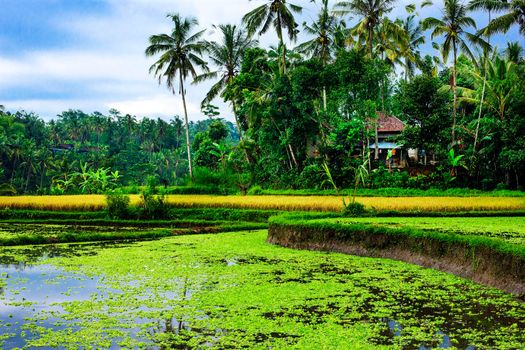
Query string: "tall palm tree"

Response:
xmin=194 ymin=24 xmax=257 ymax=140
xmin=459 ymin=53 xmax=517 ymax=122
xmin=334 ymin=0 xmax=397 ymax=56
xmin=473 ymin=0 xmax=525 ymax=38
xmin=422 ymin=0 xmax=490 ymax=145
xmin=145 ymin=13 xmax=209 ymax=179
xmin=468 ymin=0 xmax=504 ymax=154
xmin=243 ymin=0 xmax=302 ymax=74
xmin=296 ymin=0 xmax=340 ymax=66
xmin=397 ymin=15 xmax=425 ymax=80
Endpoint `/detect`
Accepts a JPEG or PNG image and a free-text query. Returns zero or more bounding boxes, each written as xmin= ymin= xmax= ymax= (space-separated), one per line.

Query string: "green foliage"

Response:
xmin=343 ymin=202 xmax=366 ymax=216
xmin=0 ymin=183 xmax=17 ymax=196
xmin=105 ymin=193 xmax=130 ymax=219
xmin=139 ymin=192 xmax=169 ymax=220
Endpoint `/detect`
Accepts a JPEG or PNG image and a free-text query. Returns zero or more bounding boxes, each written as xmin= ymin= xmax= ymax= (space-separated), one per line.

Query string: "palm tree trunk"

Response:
xmin=473 ymin=11 xmax=491 ymax=155
xmin=368 ymin=27 xmax=374 ymax=57
xmin=452 ymin=41 xmax=458 ymax=146
xmin=179 ymin=73 xmax=193 ymax=180
xmin=323 ymin=87 xmax=327 ymax=111
xmin=231 ymin=99 xmax=251 ymax=165
xmin=276 ymin=13 xmax=287 ymax=74
xmin=231 ymin=99 xmax=244 ymax=141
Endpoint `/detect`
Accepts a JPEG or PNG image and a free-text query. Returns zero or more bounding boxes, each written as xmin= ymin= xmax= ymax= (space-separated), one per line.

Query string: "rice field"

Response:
xmin=0 ymin=194 xmax=523 ymax=212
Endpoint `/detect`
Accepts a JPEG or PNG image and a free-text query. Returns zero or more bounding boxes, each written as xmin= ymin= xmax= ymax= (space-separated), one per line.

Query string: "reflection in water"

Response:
xmin=0 ymin=242 xmax=133 ymax=348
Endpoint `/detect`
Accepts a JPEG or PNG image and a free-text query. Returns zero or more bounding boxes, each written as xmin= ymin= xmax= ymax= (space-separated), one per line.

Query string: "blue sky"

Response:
xmin=0 ymin=0 xmax=523 ymax=121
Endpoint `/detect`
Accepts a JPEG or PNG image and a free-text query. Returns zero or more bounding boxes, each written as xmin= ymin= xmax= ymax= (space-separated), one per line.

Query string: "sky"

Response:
xmin=0 ymin=0 xmax=522 ymax=122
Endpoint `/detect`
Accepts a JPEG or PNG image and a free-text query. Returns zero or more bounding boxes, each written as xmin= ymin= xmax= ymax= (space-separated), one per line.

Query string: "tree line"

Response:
xmin=1 ymin=0 xmax=524 ymax=194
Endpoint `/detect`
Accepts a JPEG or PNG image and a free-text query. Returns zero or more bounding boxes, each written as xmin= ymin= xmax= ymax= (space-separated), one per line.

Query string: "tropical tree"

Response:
xmin=474 ymin=0 xmax=525 ymax=38
xmin=397 ymin=15 xmax=426 ymax=80
xmin=422 ymin=0 xmax=490 ymax=145
xmin=334 ymin=0 xmax=397 ymax=56
xmin=243 ymin=0 xmax=303 ymax=74
xmin=296 ymin=0 xmax=340 ymax=65
xmin=468 ymin=0 xmax=506 ymax=155
xmin=459 ymin=54 xmax=518 ymax=123
xmin=194 ymin=24 xmax=257 ymax=139
xmin=145 ymin=13 xmax=209 ymax=179
xmin=506 ymin=41 xmax=524 ymax=63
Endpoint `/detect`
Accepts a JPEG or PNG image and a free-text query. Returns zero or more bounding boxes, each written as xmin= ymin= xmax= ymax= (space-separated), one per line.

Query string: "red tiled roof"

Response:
xmin=376 ymin=112 xmax=405 ymax=133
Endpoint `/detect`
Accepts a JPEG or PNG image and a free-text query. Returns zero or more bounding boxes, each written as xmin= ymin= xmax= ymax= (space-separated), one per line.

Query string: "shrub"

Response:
xmin=139 ymin=192 xmax=169 ymax=219
xmin=296 ymin=164 xmax=326 ymax=189
xmin=247 ymin=185 xmax=264 ymax=195
xmin=106 ymin=194 xmax=130 ymax=219
xmin=343 ymin=202 xmax=366 ymax=216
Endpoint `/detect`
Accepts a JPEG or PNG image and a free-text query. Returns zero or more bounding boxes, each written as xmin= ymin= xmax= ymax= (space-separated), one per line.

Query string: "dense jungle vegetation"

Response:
xmin=1 ymin=0 xmax=524 ymax=195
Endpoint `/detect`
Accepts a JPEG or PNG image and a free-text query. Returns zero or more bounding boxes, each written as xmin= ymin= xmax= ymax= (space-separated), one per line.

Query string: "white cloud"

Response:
xmin=107 ymin=93 xmax=201 ymax=119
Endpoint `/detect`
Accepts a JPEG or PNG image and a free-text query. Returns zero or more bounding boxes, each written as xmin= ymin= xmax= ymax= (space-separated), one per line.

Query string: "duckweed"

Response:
xmin=1 ymin=230 xmax=524 ymax=349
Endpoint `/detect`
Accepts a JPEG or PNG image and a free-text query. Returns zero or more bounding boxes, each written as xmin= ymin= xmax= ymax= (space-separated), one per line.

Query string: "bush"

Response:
xmin=139 ymin=192 xmax=169 ymax=219
xmin=343 ymin=202 xmax=366 ymax=216
xmin=106 ymin=194 xmax=130 ymax=219
xmin=247 ymin=185 xmax=264 ymax=195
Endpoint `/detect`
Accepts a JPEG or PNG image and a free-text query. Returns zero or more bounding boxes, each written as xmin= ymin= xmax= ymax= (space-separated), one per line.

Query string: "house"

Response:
xmin=368 ymin=113 xmax=409 ymax=168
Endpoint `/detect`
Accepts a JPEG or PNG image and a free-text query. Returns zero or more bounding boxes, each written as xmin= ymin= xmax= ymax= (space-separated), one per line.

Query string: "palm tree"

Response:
xmin=468 ymin=0 xmax=504 ymax=154
xmin=194 ymin=24 xmax=257 ymax=140
xmin=506 ymin=41 xmax=524 ymax=63
xmin=459 ymin=54 xmax=517 ymax=123
xmin=422 ymin=0 xmax=490 ymax=145
xmin=145 ymin=13 xmax=209 ymax=179
xmin=296 ymin=0 xmax=340 ymax=66
xmin=473 ymin=0 xmax=525 ymax=38
xmin=334 ymin=0 xmax=397 ymax=56
xmin=397 ymin=15 xmax=425 ymax=80
xmin=243 ymin=0 xmax=303 ymax=74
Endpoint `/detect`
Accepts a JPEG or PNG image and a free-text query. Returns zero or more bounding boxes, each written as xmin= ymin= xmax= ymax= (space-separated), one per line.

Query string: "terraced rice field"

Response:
xmin=0 ymin=194 xmax=523 ymax=212
xmin=1 ymin=229 xmax=524 ymax=349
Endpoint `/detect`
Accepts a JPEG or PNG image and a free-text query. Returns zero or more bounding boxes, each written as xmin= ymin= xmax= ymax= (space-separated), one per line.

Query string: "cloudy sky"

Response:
xmin=0 ymin=0 xmax=522 ymax=122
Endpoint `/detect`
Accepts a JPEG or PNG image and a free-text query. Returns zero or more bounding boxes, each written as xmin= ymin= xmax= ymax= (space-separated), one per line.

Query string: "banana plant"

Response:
xmin=448 ymin=148 xmax=465 ymax=178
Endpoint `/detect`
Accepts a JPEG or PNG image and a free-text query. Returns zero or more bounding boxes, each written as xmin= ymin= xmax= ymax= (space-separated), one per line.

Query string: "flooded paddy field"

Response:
xmin=1 ymin=229 xmax=524 ymax=349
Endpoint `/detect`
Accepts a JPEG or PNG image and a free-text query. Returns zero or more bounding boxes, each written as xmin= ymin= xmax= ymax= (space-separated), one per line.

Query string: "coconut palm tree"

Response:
xmin=397 ymin=15 xmax=425 ymax=80
xmin=459 ymin=54 xmax=518 ymax=123
xmin=145 ymin=13 xmax=209 ymax=179
xmin=242 ymin=0 xmax=302 ymax=74
xmin=468 ymin=0 xmax=505 ymax=154
xmin=296 ymin=0 xmax=340 ymax=65
xmin=422 ymin=0 xmax=490 ymax=145
xmin=505 ymin=41 xmax=524 ymax=63
xmin=472 ymin=0 xmax=525 ymax=38
xmin=194 ymin=24 xmax=257 ymax=140
xmin=334 ymin=0 xmax=397 ymax=56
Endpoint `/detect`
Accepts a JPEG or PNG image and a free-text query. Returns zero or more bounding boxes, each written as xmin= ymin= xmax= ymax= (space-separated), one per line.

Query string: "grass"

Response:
xmin=270 ymin=213 xmax=525 ymax=259
xmin=0 ymin=220 xmax=267 ymax=246
xmin=1 ymin=230 xmax=525 ymax=348
xmin=338 ymin=217 xmax=525 ymax=245
xmin=0 ymin=194 xmax=524 ymax=212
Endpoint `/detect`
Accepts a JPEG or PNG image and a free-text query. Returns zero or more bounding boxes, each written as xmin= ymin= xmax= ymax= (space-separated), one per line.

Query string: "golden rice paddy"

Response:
xmin=0 ymin=194 xmax=523 ymax=212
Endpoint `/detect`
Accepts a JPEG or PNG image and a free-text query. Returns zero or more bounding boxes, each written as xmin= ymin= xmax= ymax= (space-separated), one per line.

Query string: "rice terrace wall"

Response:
xmin=268 ymin=214 xmax=525 ymax=297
